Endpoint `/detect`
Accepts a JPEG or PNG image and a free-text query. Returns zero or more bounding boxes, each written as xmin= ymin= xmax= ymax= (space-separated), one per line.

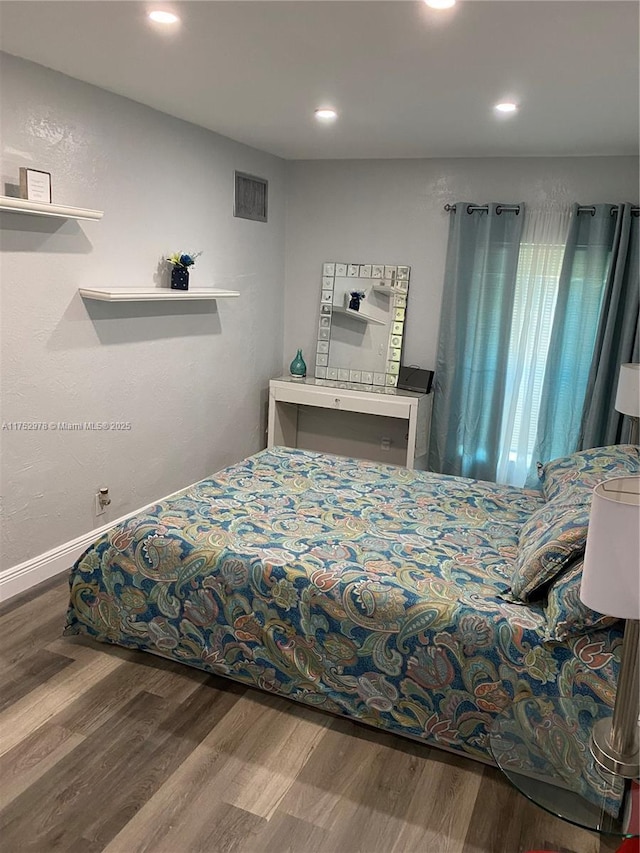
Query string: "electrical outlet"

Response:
xmin=381 ymin=437 xmax=391 ymax=451
xmin=95 ymin=493 xmax=106 ymax=516
xmin=95 ymin=487 xmax=111 ymax=517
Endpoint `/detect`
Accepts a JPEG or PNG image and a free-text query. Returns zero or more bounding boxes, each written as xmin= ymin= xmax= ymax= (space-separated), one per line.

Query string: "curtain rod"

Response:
xmin=443 ymin=203 xmax=521 ymax=214
xmin=444 ymin=203 xmax=639 ymax=216
xmin=577 ymin=205 xmax=640 ymax=217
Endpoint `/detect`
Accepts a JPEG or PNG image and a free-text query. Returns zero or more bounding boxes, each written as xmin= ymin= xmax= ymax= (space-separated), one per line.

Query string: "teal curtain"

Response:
xmin=580 ymin=205 xmax=640 ymax=446
xmin=428 ymin=203 xmax=525 ymax=480
xmin=526 ymin=204 xmax=619 ymax=482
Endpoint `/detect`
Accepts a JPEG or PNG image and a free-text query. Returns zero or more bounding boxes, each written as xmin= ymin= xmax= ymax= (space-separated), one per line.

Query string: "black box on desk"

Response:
xmin=397 ymin=367 xmax=434 ymax=394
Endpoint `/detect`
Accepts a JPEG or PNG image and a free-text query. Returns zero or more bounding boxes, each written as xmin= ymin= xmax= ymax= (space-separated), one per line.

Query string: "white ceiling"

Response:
xmin=0 ymin=1 xmax=638 ymax=160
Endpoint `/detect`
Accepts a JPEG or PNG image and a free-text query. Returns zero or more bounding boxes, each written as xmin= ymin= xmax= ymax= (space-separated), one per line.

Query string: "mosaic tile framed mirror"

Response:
xmin=315 ymin=262 xmax=410 ymax=387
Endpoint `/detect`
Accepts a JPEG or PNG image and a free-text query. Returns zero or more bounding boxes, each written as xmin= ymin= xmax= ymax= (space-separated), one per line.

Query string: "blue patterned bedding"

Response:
xmin=65 ymin=447 xmax=622 ymax=762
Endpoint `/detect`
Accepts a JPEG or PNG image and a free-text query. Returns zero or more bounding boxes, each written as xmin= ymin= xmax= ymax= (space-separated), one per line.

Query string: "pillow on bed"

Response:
xmin=543 ymin=558 xmax=620 ymax=642
xmin=537 ymin=444 xmax=640 ymax=503
xmin=509 ymin=500 xmax=590 ymax=602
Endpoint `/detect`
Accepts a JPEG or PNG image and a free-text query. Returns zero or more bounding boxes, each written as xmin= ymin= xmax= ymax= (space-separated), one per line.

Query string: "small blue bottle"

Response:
xmin=289 ymin=349 xmax=307 ymax=379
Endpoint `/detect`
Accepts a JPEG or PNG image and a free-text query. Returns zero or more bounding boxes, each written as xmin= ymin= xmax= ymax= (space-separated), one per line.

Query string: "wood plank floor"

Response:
xmin=0 ymin=576 xmax=619 ymax=853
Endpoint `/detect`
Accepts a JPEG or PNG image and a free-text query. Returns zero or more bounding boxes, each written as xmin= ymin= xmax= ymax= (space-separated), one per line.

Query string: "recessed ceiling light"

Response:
xmin=495 ymin=102 xmax=519 ymax=114
xmin=315 ymin=108 xmax=338 ymax=121
xmin=148 ymin=10 xmax=179 ymax=24
xmin=425 ymin=0 xmax=456 ymax=8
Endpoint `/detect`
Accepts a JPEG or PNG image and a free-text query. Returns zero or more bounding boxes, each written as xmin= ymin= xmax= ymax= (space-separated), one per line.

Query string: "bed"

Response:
xmin=65 ymin=444 xmax=639 ymax=766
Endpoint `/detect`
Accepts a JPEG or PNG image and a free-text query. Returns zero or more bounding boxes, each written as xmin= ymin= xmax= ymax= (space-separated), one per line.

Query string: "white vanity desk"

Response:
xmin=267 ymin=376 xmax=432 ymax=469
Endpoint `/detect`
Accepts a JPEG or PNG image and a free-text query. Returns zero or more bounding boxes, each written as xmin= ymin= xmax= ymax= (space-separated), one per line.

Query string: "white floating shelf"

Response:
xmin=332 ymin=306 xmax=386 ymax=326
xmin=372 ymin=281 xmax=401 ymax=295
xmin=79 ymin=288 xmax=240 ymax=302
xmin=0 ymin=196 xmax=103 ymax=221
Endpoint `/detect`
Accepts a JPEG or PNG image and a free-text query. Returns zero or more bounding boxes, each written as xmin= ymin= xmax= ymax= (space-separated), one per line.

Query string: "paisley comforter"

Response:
xmin=65 ymin=447 xmax=622 ymax=763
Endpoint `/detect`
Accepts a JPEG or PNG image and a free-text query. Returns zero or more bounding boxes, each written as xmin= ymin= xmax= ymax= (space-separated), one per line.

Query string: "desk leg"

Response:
xmin=268 ymin=396 xmax=299 ymax=449
xmin=406 ymin=408 xmax=417 ymax=469
xmin=267 ymin=392 xmax=276 ymax=448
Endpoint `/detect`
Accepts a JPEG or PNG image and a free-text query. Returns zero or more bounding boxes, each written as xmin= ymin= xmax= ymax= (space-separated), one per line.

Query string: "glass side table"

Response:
xmin=490 ymin=696 xmax=639 ymax=850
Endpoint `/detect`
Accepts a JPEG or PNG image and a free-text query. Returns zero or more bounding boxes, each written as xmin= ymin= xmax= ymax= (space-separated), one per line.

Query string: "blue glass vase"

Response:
xmin=289 ymin=349 xmax=307 ymax=379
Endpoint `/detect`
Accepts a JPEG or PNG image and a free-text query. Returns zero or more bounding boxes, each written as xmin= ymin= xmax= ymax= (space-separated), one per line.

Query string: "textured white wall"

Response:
xmin=0 ymin=53 xmax=286 ymax=570
xmin=284 ymin=157 xmax=639 ymax=375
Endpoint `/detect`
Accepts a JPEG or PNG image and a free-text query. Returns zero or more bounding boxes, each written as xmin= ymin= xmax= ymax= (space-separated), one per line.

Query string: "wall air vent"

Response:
xmin=234 ymin=171 xmax=268 ymax=222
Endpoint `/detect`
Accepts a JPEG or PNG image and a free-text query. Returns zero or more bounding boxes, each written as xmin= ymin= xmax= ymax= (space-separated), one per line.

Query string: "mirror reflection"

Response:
xmin=315 ymin=262 xmax=410 ymax=387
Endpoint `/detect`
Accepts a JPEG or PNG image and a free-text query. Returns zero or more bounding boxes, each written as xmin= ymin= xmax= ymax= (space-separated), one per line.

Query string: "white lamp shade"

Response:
xmin=615 ymin=363 xmax=640 ymax=417
xmin=580 ymin=476 xmax=640 ymax=619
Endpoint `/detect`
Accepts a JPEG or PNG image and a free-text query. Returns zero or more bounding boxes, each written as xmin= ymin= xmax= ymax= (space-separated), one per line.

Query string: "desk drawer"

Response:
xmin=270 ymin=383 xmax=413 ymax=419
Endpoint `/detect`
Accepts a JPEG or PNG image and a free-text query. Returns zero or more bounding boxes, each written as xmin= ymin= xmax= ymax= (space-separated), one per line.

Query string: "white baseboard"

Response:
xmin=0 ymin=478 xmax=201 ymax=603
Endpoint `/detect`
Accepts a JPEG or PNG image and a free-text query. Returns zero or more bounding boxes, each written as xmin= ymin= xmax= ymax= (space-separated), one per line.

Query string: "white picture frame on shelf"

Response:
xmin=19 ymin=168 xmax=52 ymax=203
